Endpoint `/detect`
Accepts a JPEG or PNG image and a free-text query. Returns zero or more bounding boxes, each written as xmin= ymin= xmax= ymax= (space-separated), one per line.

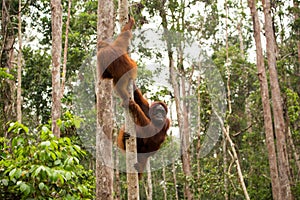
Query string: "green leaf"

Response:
xmin=1 ymin=179 xmax=9 ymax=186
xmin=50 ymin=140 xmax=58 ymax=150
xmin=41 ymin=126 xmax=49 ymax=133
xmin=51 ymin=171 xmax=58 ymax=182
xmin=41 ymin=141 xmax=51 ymax=147
xmin=65 ymin=172 xmax=72 ymax=180
xmin=39 ymin=182 xmax=45 ymax=190
xmin=54 ymin=159 xmax=61 ymax=165
xmin=64 ymin=137 xmax=71 ymax=145
xmin=33 ymin=166 xmax=45 ymax=177
xmin=73 ymin=117 xmax=81 ymax=128
xmin=15 ymin=168 xmax=22 ymax=179
xmin=50 ymin=152 xmax=56 ymax=160
xmin=73 ymin=157 xmax=79 ymax=164
xmin=9 ymin=168 xmax=16 ymax=178
xmin=57 ymin=174 xmax=64 ymax=184
xmin=20 ymin=182 xmax=31 ymax=196
xmin=7 ymin=123 xmax=15 ymax=133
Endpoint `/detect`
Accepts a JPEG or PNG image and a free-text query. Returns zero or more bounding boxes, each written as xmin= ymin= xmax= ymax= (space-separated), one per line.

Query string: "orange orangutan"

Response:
xmin=117 ymin=84 xmax=171 ymax=179
xmin=97 ymin=17 xmax=136 ymax=104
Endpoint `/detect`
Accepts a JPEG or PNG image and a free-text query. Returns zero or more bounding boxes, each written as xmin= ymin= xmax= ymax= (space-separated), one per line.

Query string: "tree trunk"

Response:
xmin=215 ymin=111 xmax=250 ymax=200
xmin=1 ymin=0 xmax=16 ymax=129
xmin=172 ymin=161 xmax=179 ymax=200
xmin=114 ymin=147 xmax=121 ymax=200
xmin=50 ymin=0 xmax=62 ymax=138
xmin=169 ymin=61 xmax=193 ymax=200
xmin=145 ymin=161 xmax=153 ymax=200
xmin=223 ymin=2 xmax=250 ymax=198
xmin=196 ymin=77 xmax=202 ymax=197
xmin=223 ymin=138 xmax=229 ymax=200
xmin=158 ymin=2 xmax=193 ymax=199
xmin=96 ymin=0 xmax=114 ymax=199
xmin=287 ymin=125 xmax=300 ymax=178
xmin=17 ymin=0 xmax=23 ymax=123
xmin=118 ymin=1 xmax=139 ymax=199
xmin=162 ymin=160 xmax=167 ymax=200
xmin=293 ymin=0 xmax=300 ymax=65
xmin=247 ymin=0 xmax=282 ymax=199
xmin=261 ymin=0 xmax=293 ymax=199
xmin=61 ymin=0 xmax=72 ymax=99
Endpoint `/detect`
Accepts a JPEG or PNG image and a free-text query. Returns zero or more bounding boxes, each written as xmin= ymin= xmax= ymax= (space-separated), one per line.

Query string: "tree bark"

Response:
xmin=261 ymin=0 xmax=293 ymax=199
xmin=145 ymin=161 xmax=153 ymax=200
xmin=1 ymin=0 xmax=16 ymax=129
xmin=223 ymin=2 xmax=250 ymax=198
xmin=172 ymin=161 xmax=179 ymax=200
xmin=169 ymin=59 xmax=193 ymax=200
xmin=96 ymin=0 xmax=114 ymax=199
xmin=115 ymin=148 xmax=121 ymax=200
xmin=17 ymin=0 xmax=23 ymax=123
xmin=293 ymin=0 xmax=300 ymax=65
xmin=162 ymin=160 xmax=167 ymax=200
xmin=196 ymin=77 xmax=202 ymax=197
xmin=61 ymin=0 xmax=72 ymax=99
xmin=215 ymin=111 xmax=250 ymax=200
xmin=118 ymin=1 xmax=139 ymax=199
xmin=50 ymin=0 xmax=62 ymax=138
xmin=247 ymin=0 xmax=282 ymax=199
xmin=223 ymin=138 xmax=229 ymax=200
xmin=157 ymin=2 xmax=193 ymax=199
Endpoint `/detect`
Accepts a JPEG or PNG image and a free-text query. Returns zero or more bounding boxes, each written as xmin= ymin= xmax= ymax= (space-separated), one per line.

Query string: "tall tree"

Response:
xmin=145 ymin=161 xmax=153 ymax=200
xmin=1 ymin=0 xmax=17 ymax=129
xmin=118 ymin=0 xmax=140 ymax=198
xmin=261 ymin=0 xmax=293 ymax=199
xmin=157 ymin=1 xmax=193 ymax=198
xmin=96 ymin=0 xmax=114 ymax=199
xmin=61 ymin=0 xmax=72 ymax=99
xmin=50 ymin=0 xmax=62 ymax=137
xmin=293 ymin=0 xmax=300 ymax=65
xmin=17 ymin=0 xmax=23 ymax=123
xmin=247 ymin=0 xmax=282 ymax=199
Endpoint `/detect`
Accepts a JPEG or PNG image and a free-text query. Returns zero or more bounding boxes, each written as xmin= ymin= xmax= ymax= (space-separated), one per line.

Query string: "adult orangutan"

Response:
xmin=117 ymin=84 xmax=171 ymax=179
xmin=97 ymin=16 xmax=136 ymax=104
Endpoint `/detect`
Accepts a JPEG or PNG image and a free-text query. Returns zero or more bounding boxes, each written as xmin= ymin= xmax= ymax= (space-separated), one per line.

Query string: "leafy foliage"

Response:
xmin=0 ymin=122 xmax=95 ymax=199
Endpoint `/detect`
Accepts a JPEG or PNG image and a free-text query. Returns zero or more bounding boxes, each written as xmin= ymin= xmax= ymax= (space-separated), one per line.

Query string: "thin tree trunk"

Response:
xmin=237 ymin=0 xmax=245 ymax=58
xmin=162 ymin=160 xmax=167 ymax=200
xmin=169 ymin=61 xmax=193 ymax=200
xmin=215 ymin=111 xmax=250 ymax=200
xmin=223 ymin=138 xmax=229 ymax=200
xmin=261 ymin=0 xmax=293 ymax=199
xmin=17 ymin=0 xmax=22 ymax=123
xmin=247 ymin=1 xmax=282 ymax=199
xmin=158 ymin=2 xmax=193 ymax=198
xmin=145 ymin=161 xmax=153 ymax=200
xmin=50 ymin=0 xmax=62 ymax=138
xmin=287 ymin=125 xmax=300 ymax=177
xmin=96 ymin=0 xmax=114 ymax=199
xmin=196 ymin=77 xmax=202 ymax=197
xmin=61 ymin=0 xmax=72 ymax=99
xmin=224 ymin=2 xmax=230 ymax=199
xmin=223 ymin=2 xmax=249 ymax=198
xmin=114 ymin=130 xmax=121 ymax=200
xmin=114 ymin=149 xmax=121 ymax=200
xmin=172 ymin=161 xmax=179 ymax=200
xmin=295 ymin=0 xmax=300 ymax=64
xmin=118 ymin=1 xmax=139 ymax=199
